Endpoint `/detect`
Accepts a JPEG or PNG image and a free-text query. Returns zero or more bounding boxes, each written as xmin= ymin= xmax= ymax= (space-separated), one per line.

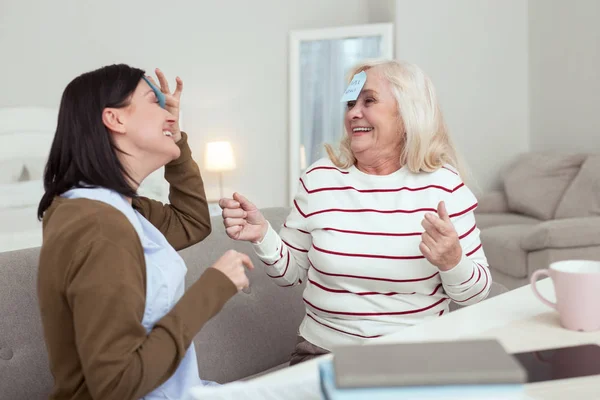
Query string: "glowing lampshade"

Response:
xmin=204 ymin=141 xmax=236 ymax=172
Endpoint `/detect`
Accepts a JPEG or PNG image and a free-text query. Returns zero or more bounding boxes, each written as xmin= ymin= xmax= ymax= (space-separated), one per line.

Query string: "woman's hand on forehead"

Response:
xmin=146 ymin=68 xmax=184 ymax=141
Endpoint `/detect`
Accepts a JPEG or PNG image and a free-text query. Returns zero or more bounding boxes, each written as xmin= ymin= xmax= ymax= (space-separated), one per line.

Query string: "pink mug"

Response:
xmin=530 ymin=260 xmax=600 ymax=332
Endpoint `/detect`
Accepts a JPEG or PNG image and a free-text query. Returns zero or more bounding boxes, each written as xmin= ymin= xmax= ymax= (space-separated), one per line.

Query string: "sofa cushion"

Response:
xmin=476 ymin=213 xmax=540 ymax=230
xmin=475 ymin=191 xmax=509 ymax=214
xmin=502 ymin=153 xmax=586 ymax=220
xmin=480 ymin=224 xmax=537 ymax=278
xmin=554 ymin=155 xmax=600 ymax=219
xmin=0 ymin=247 xmax=53 ymax=400
xmin=181 ymin=207 xmax=306 ymax=384
xmin=521 ymin=217 xmax=600 ymax=251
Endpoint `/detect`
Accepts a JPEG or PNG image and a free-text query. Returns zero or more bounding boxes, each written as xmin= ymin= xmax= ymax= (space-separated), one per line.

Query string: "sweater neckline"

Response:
xmin=348 ymin=164 xmax=406 ymax=180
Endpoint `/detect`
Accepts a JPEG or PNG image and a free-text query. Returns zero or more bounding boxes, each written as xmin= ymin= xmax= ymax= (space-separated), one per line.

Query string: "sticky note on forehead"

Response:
xmin=340 ymin=71 xmax=367 ymax=102
xmin=141 ymin=76 xmax=166 ymax=109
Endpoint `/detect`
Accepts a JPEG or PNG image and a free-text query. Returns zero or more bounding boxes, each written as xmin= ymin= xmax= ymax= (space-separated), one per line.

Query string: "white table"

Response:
xmin=250 ymin=278 xmax=600 ymax=399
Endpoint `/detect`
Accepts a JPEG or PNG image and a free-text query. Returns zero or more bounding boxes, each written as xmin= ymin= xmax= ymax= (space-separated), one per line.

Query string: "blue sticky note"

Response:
xmin=142 ymin=76 xmax=166 ymax=109
xmin=340 ymin=71 xmax=367 ymax=102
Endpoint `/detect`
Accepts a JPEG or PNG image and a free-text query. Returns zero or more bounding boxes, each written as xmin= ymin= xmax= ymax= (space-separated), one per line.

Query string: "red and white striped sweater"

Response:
xmin=253 ymin=158 xmax=491 ymax=350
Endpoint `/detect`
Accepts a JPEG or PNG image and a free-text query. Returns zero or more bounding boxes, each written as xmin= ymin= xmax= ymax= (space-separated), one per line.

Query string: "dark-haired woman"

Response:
xmin=37 ymin=65 xmax=253 ymax=400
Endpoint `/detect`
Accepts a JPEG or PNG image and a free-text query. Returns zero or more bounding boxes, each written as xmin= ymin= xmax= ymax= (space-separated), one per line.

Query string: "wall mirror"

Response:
xmin=288 ymin=23 xmax=394 ymax=203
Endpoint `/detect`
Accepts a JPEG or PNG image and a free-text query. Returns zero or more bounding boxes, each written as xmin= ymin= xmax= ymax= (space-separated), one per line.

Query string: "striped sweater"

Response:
xmin=253 ymin=158 xmax=491 ymax=350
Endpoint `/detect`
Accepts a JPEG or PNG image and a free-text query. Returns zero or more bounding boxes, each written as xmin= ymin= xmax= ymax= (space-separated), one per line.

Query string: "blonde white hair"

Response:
xmin=325 ymin=59 xmax=470 ymax=181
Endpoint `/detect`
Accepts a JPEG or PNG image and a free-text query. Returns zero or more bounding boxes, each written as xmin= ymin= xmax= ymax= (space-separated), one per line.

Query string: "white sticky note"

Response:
xmin=340 ymin=71 xmax=367 ymax=102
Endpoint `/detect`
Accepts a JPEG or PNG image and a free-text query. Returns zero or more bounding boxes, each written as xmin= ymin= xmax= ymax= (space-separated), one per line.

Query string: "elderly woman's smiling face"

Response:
xmin=344 ymin=67 xmax=403 ymax=171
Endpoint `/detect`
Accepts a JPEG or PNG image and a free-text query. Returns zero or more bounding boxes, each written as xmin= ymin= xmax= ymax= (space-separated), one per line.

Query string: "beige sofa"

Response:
xmin=1 ymin=207 xmax=509 ymax=399
xmin=475 ymin=152 xmax=600 ymax=290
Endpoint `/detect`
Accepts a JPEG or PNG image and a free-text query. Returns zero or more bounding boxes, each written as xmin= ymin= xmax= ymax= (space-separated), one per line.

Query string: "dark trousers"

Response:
xmin=289 ymin=336 xmax=330 ymax=366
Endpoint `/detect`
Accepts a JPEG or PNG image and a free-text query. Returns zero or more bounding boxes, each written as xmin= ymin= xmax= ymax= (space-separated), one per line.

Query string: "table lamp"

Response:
xmin=204 ymin=141 xmax=236 ymax=199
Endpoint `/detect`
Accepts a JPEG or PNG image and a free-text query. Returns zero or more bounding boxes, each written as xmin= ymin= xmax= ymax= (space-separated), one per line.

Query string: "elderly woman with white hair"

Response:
xmin=219 ymin=59 xmax=491 ymax=365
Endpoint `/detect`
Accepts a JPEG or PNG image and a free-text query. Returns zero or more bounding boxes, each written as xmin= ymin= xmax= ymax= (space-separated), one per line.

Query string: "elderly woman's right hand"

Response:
xmin=219 ymin=192 xmax=269 ymax=243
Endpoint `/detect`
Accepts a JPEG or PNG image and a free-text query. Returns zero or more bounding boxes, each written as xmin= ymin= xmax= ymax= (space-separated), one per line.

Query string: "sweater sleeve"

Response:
xmin=65 ymin=221 xmax=237 ymax=400
xmin=133 ymin=131 xmax=212 ymax=251
xmin=251 ymin=176 xmax=312 ymax=286
xmin=439 ymin=181 xmax=492 ymax=306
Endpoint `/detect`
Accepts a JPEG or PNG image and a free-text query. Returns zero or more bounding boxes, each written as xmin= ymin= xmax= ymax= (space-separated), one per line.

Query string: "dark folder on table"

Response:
xmin=331 ymin=339 xmax=528 ymax=389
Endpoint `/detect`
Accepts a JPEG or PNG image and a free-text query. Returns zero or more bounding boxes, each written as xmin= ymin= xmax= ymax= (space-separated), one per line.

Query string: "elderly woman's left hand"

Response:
xmin=420 ymin=201 xmax=463 ymax=271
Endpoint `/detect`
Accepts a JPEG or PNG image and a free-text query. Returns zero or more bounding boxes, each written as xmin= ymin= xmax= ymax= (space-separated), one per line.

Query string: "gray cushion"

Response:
xmin=183 ymin=207 xmax=306 ymax=383
xmin=502 ymin=153 xmax=586 ymax=220
xmin=521 ymin=217 xmax=600 ymax=251
xmin=476 ymin=213 xmax=540 ymax=229
xmin=0 ymin=247 xmax=53 ymax=400
xmin=480 ymin=225 xmax=537 ymax=278
xmin=475 ymin=191 xmax=509 ymax=214
xmin=554 ymin=155 xmax=600 ymax=219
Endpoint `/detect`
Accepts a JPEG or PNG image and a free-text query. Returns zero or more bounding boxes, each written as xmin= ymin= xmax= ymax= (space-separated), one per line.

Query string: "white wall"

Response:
xmin=394 ymin=0 xmax=530 ymax=193
xmin=367 ymin=0 xmax=396 ymax=24
xmin=529 ymin=0 xmax=600 ymax=153
xmin=0 ymin=0 xmax=378 ymax=208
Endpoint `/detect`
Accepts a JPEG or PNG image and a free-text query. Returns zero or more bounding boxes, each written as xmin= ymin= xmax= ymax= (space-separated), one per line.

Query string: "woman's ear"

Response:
xmin=102 ymin=108 xmax=127 ymax=134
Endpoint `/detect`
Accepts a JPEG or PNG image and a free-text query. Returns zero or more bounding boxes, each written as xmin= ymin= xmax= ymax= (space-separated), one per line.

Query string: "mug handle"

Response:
xmin=530 ymin=269 xmax=556 ymax=309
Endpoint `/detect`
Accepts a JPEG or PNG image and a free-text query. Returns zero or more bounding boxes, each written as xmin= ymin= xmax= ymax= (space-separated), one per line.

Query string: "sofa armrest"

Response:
xmin=476 ymin=190 xmax=509 ymax=214
xmin=521 ymin=217 xmax=600 ymax=251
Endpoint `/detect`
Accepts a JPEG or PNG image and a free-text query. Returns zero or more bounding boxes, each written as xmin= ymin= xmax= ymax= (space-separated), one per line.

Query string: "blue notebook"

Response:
xmin=319 ymin=360 xmax=525 ymax=400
